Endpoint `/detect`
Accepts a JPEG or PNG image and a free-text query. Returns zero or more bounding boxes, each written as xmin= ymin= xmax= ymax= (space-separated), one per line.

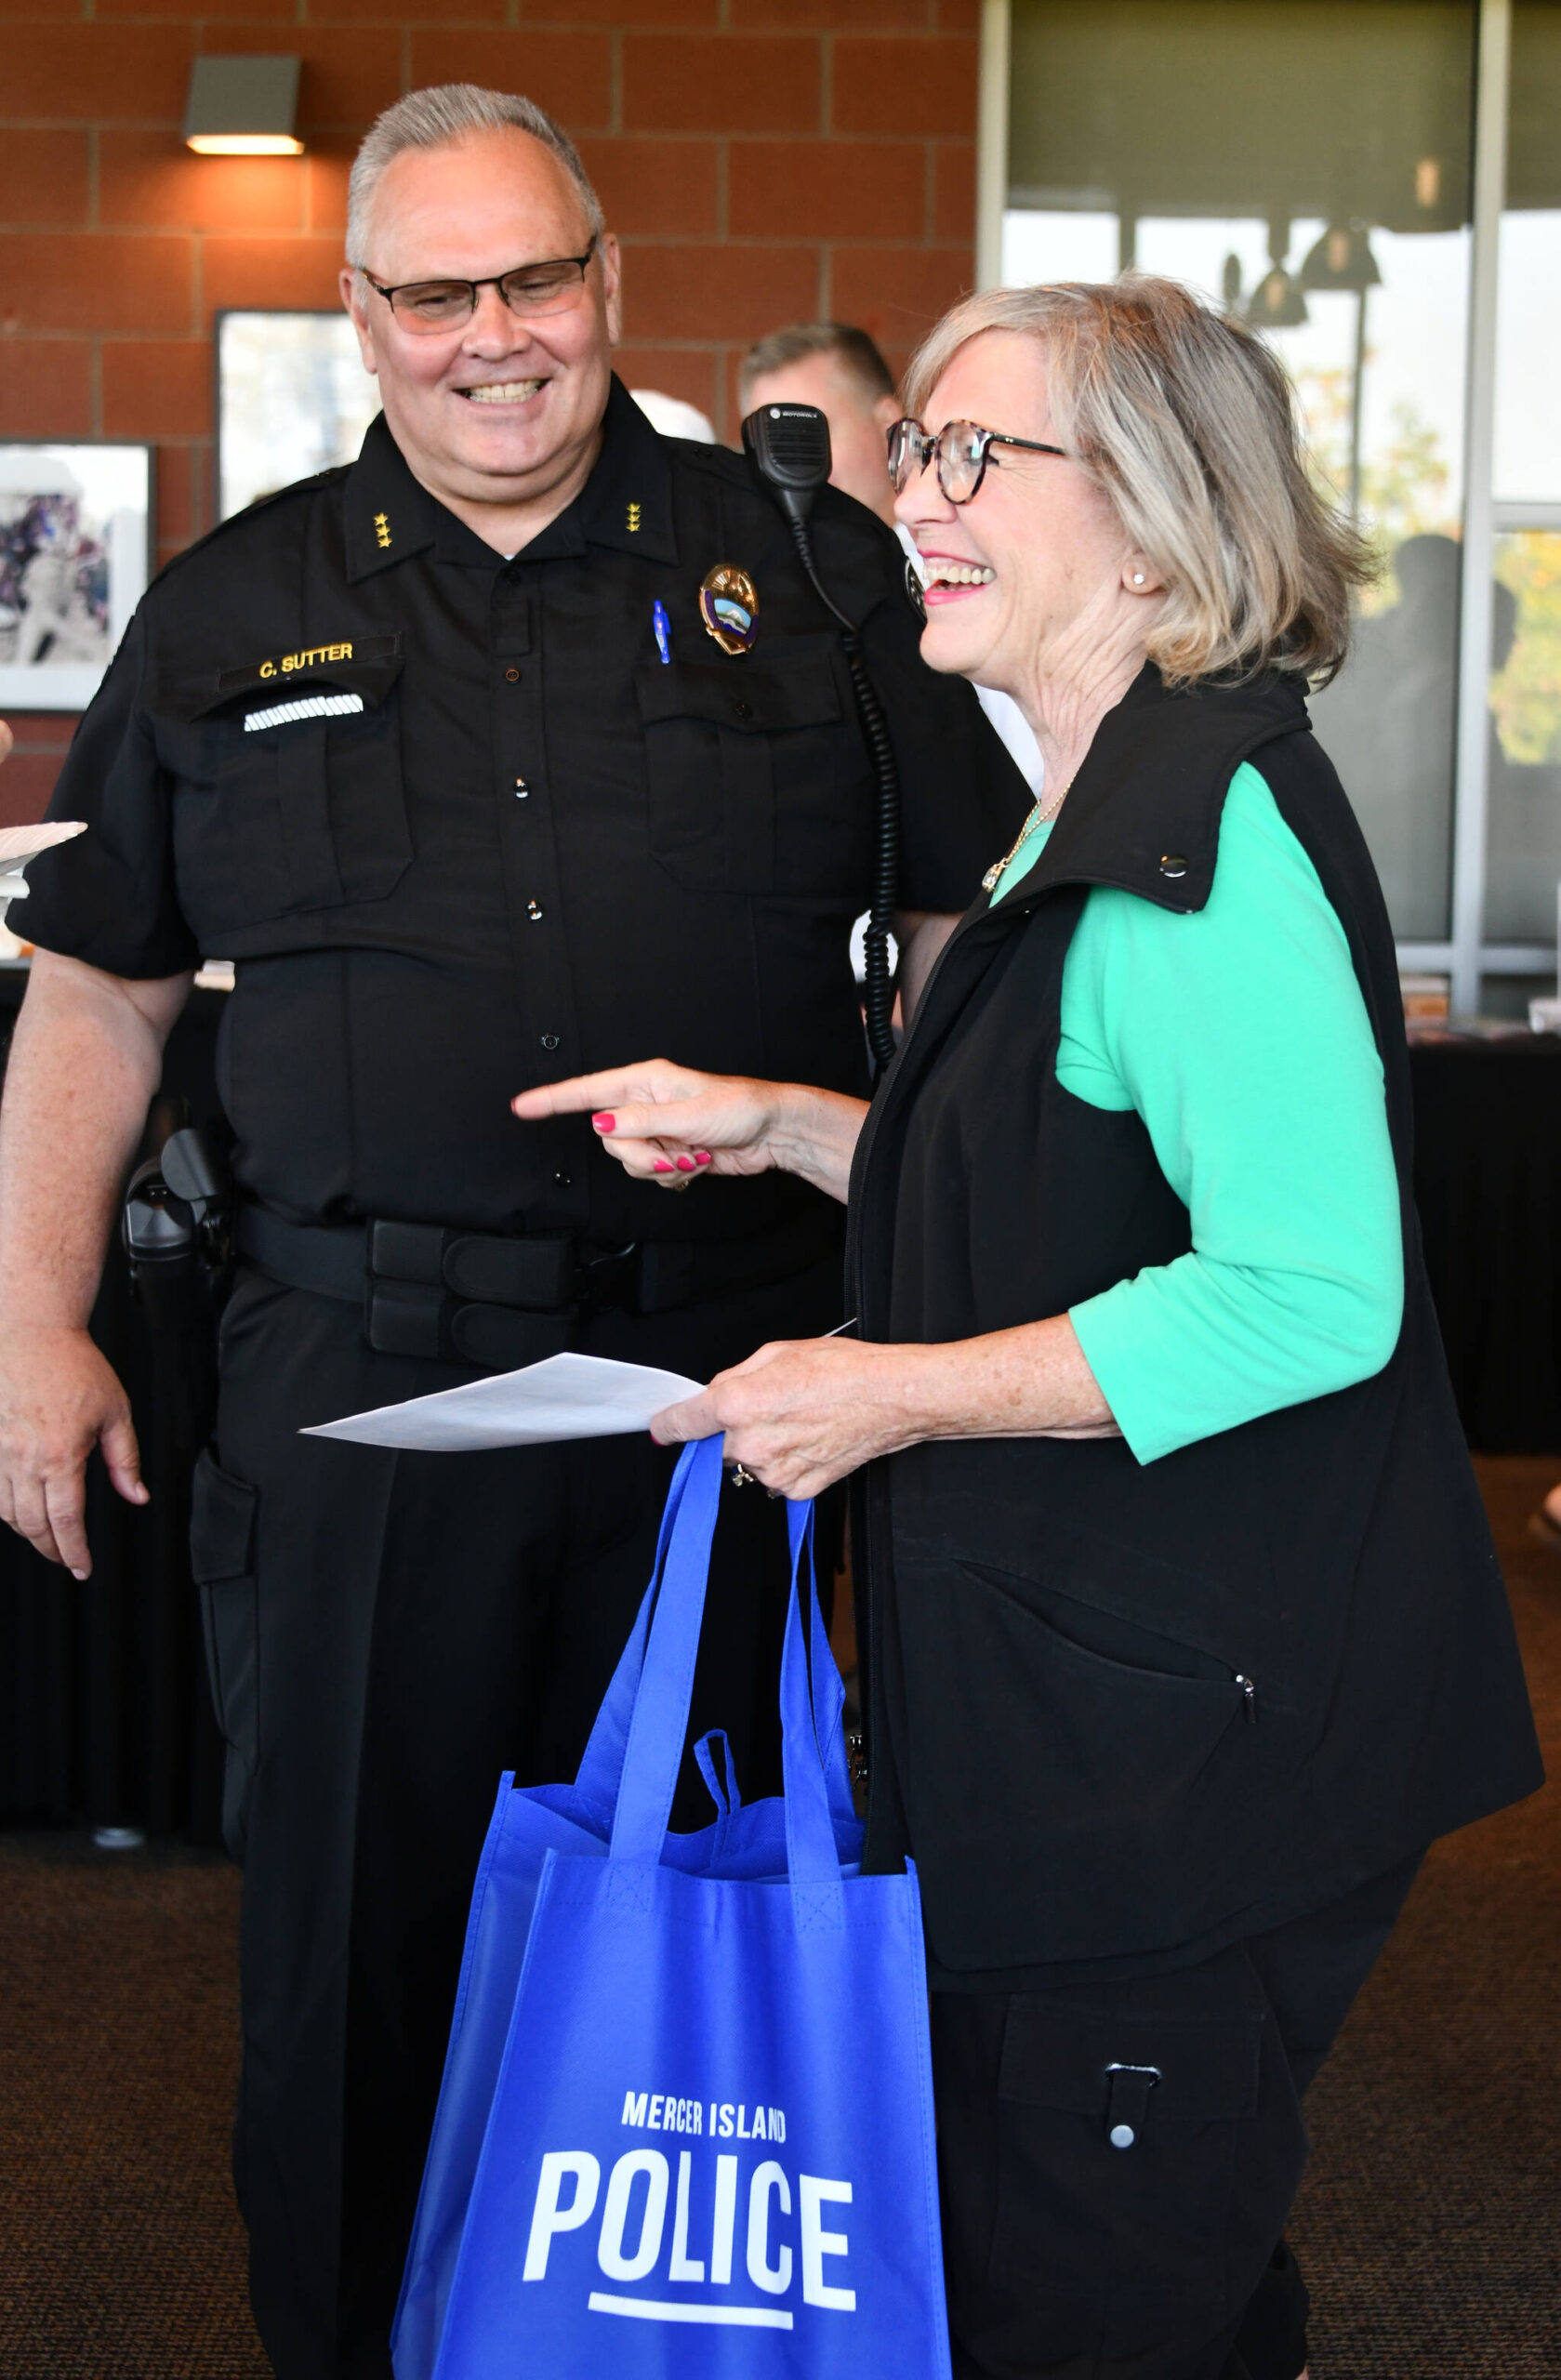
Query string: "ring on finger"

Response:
xmin=728 ymin=1462 xmax=757 ymax=1488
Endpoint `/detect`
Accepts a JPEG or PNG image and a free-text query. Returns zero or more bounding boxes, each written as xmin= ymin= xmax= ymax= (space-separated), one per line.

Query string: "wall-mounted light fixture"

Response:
xmin=184 ymin=57 xmax=303 ymax=156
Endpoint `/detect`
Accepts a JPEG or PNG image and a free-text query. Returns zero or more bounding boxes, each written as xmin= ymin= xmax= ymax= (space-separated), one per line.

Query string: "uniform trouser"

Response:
xmin=929 ymin=1853 xmax=1423 ymax=2380
xmin=195 ymin=1254 xmax=843 ymax=2380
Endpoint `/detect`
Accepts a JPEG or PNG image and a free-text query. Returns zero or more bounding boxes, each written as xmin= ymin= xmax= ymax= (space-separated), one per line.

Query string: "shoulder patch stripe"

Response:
xmin=245 ymin=692 xmax=365 ymax=733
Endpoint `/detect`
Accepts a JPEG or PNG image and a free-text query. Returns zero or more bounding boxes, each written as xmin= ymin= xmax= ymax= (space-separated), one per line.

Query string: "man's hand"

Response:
xmin=0 ymin=1323 xmax=146 ymax=1576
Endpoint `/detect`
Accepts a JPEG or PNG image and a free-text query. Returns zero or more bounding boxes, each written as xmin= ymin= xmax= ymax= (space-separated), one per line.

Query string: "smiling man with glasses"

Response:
xmin=2 ymin=80 xmax=1028 ymax=2380
xmin=340 ymin=109 xmax=620 ymax=558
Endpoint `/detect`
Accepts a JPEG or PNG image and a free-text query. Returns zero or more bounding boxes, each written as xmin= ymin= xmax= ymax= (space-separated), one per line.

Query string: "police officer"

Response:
xmin=0 ymin=84 xmax=1025 ymax=2380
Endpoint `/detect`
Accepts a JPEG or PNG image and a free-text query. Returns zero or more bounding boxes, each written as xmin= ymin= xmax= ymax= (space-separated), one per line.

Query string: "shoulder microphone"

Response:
xmin=743 ymin=403 xmax=902 ymax=1078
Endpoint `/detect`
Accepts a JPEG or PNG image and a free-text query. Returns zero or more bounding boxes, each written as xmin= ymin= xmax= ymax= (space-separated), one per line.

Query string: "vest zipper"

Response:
xmin=1236 ymin=1673 xmax=1257 ymax=1724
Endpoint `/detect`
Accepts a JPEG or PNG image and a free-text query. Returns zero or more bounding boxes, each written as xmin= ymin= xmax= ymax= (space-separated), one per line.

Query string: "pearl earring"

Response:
xmin=1131 ymin=571 xmax=1146 ymax=586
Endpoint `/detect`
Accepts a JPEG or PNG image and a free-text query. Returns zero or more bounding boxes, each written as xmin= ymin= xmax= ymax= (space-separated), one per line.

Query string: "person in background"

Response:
xmin=0 ymin=86 xmax=1025 ymax=2380
xmin=743 ymin=321 xmax=1044 ymax=795
xmin=520 ymin=276 xmax=1542 ymax=2380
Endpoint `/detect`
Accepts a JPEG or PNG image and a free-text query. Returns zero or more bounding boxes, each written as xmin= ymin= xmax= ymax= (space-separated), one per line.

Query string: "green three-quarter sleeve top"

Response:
xmin=990 ymin=760 xmax=1404 ymax=1463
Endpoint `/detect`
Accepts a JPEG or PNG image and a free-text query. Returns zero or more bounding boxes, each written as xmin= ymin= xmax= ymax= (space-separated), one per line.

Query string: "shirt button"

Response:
xmin=505 ymin=667 xmax=521 ymax=682
xmin=540 ymin=1033 xmax=560 ymax=1051
xmin=526 ymin=898 xmax=544 ymax=920
xmin=553 ymin=1170 xmax=572 ymax=1188
xmin=1158 ymin=853 xmax=1188 ymax=879
xmin=733 ymin=698 xmax=753 ymax=721
xmin=514 ymin=777 xmax=529 ymax=797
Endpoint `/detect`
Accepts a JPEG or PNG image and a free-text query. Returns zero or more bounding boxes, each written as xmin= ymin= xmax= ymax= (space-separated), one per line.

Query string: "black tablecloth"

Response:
xmin=2 ymin=997 xmax=1559 ymax=1841
xmin=1409 ymin=1035 xmax=1561 ymax=1455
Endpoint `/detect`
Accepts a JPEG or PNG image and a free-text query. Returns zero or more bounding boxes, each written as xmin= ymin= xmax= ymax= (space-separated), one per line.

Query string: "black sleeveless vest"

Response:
xmin=847 ymin=664 xmax=1542 ymax=1988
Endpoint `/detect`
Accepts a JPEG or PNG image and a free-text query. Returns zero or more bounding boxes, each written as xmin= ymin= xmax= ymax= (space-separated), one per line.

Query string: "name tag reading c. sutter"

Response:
xmin=213 ymin=630 xmax=401 ymax=706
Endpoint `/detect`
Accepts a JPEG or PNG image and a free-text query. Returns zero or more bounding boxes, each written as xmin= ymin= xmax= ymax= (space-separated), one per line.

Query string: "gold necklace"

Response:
xmin=982 ymin=780 xmax=1068 ymax=892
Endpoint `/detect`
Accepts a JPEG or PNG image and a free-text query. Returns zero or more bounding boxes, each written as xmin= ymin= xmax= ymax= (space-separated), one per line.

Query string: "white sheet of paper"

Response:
xmin=300 ymin=1350 xmax=707 ymax=1452
xmin=0 ymin=821 xmax=86 ymax=871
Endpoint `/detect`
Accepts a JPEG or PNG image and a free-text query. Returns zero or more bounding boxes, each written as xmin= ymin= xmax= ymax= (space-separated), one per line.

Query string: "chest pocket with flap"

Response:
xmin=635 ymin=650 xmax=862 ymax=897
xmin=172 ymin=645 xmax=412 ymax=939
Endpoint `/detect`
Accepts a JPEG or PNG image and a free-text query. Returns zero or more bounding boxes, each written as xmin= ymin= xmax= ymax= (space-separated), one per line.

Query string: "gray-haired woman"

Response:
xmin=517 ymin=279 xmax=1541 ymax=2380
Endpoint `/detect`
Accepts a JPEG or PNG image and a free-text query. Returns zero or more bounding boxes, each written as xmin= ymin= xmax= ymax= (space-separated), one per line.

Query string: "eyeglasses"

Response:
xmin=887 ymin=416 xmax=1071 ymax=505
xmin=359 ymin=238 xmax=597 ymax=334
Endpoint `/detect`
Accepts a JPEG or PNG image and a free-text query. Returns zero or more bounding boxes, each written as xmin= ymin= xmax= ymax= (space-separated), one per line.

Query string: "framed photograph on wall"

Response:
xmin=217 ymin=310 xmax=380 ymax=522
xmin=0 ymin=442 xmax=153 ymax=712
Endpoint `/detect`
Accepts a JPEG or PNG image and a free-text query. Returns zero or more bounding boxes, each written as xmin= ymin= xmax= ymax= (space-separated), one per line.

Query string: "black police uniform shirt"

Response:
xmin=25 ymin=379 xmax=1027 ymax=1248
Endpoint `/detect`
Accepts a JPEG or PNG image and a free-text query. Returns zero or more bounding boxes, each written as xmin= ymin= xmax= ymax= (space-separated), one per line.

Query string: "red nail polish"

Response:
xmin=653 ymin=1158 xmax=673 ymax=1173
xmin=675 ymin=1155 xmax=695 ymax=1172
xmin=592 ymin=1113 xmax=615 ymax=1131
xmin=694 ymin=1151 xmax=712 ymax=1165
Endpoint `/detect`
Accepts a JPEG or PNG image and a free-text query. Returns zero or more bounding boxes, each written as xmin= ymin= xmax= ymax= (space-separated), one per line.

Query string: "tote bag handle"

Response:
xmin=576 ymin=1442 xmax=854 ymax=1831
xmin=610 ymin=1438 xmax=845 ymax=1922
xmin=607 ymin=1436 xmax=726 ymax=1866
xmin=788 ymin=1498 xmax=855 ymax=1829
xmin=570 ymin=1438 xmax=706 ymax=1822
xmin=778 ymin=1554 xmax=848 ymax=1928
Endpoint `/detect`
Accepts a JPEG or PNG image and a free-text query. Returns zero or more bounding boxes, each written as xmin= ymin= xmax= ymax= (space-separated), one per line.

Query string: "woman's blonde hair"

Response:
xmin=903 ymin=276 xmax=1373 ymax=687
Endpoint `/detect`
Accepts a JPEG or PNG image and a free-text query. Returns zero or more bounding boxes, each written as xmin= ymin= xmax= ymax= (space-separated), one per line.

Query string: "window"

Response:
xmin=984 ymin=0 xmax=1561 ymax=1008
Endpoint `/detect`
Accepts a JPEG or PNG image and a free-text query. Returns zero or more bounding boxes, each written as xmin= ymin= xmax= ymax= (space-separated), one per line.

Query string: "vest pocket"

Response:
xmin=192 ymin=1448 xmax=259 ymax=1860
xmin=902 ymin=1558 xmax=1252 ymax=1968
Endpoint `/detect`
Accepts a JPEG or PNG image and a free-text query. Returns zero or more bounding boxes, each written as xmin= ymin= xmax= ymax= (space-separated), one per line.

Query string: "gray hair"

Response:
xmin=904 ymin=277 xmax=1373 ymax=687
xmin=346 ymin=85 xmax=603 ymax=269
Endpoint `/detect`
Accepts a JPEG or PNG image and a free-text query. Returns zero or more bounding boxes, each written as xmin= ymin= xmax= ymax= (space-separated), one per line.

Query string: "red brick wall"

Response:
xmin=0 ymin=2 xmax=979 ymax=822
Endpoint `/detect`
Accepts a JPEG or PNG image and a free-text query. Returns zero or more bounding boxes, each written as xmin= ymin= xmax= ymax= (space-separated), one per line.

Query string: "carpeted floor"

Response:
xmin=0 ymin=1831 xmax=263 ymax=2378
xmin=0 ymin=1457 xmax=1557 ymax=2379
xmin=1290 ymin=1457 xmax=1561 ymax=2379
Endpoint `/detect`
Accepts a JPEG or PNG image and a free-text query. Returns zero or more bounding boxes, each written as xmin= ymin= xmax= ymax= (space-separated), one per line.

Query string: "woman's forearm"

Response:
xmin=654 ymin=1314 xmax=1118 ymax=1500
xmin=910 ymin=1316 xmax=1118 ymax=1442
xmin=764 ymin=1083 xmax=869 ymax=1203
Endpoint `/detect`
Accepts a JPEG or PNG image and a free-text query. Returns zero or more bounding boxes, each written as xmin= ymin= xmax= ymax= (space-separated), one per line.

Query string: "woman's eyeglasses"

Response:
xmin=887 ymin=416 xmax=1071 ymax=505
xmin=359 ymin=238 xmax=597 ymax=334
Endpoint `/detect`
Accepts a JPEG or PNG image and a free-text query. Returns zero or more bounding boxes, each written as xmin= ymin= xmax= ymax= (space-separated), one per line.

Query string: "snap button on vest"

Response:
xmin=1159 ymin=853 xmax=1188 ymax=879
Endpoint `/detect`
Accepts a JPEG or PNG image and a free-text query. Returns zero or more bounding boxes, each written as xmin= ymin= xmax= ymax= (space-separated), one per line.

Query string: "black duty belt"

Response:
xmin=233 ymin=1203 xmax=839 ymax=1369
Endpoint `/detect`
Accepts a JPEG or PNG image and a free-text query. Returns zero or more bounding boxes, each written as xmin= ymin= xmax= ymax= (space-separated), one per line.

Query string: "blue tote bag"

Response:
xmin=426 ymin=1433 xmax=951 ymax=2380
xmin=392 ymin=1440 xmax=867 ymax=2380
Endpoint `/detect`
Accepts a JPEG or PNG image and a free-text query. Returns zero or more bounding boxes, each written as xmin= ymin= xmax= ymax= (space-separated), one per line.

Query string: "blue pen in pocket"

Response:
xmin=652 ymin=599 xmax=672 ymax=665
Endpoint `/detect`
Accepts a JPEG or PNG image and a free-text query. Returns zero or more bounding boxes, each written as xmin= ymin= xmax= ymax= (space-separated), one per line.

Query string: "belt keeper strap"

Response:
xmin=364 ymin=1281 xmax=573 ymax=1369
xmin=365 ymin=1278 xmax=445 ymax=1361
xmin=368 ymin=1220 xmax=575 ymax=1313
xmin=367 ymin=1221 xmax=444 ymax=1288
